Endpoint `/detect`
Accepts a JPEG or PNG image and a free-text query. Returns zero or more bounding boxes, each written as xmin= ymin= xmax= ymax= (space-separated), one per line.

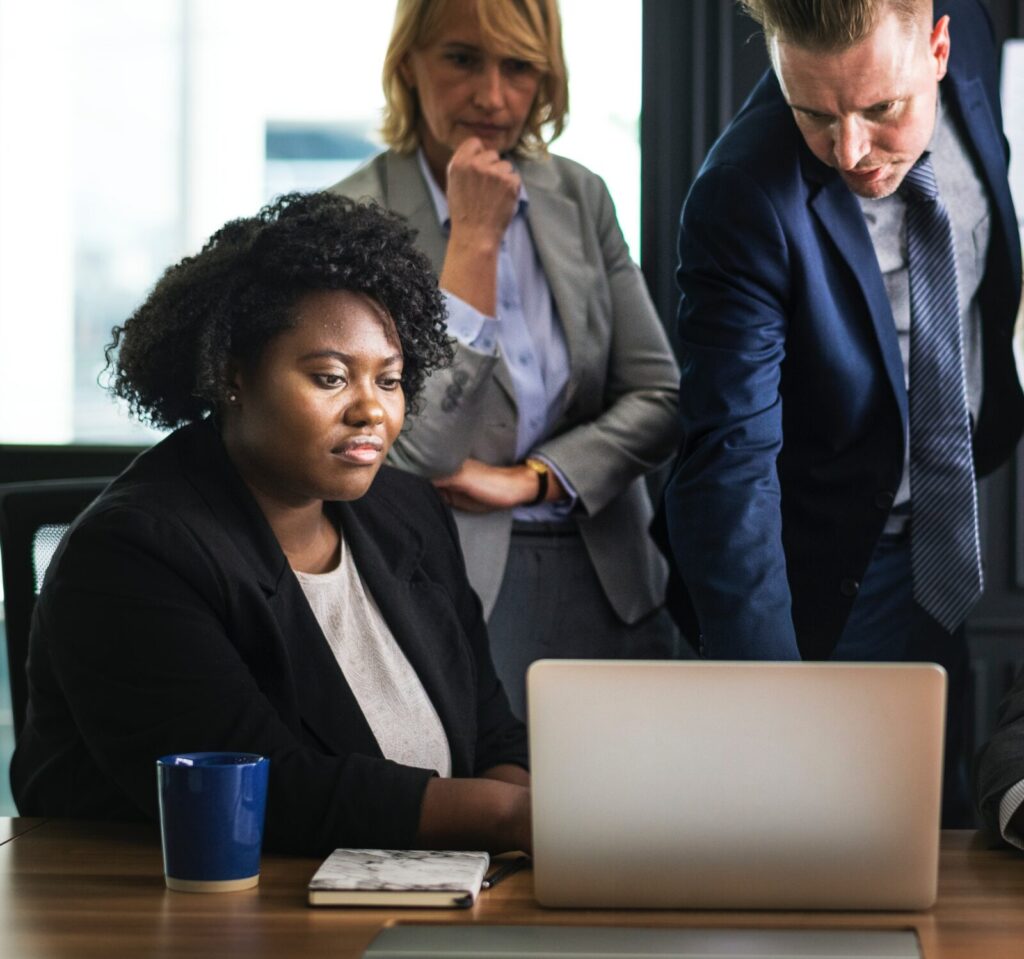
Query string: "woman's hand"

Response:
xmin=433 ymin=458 xmax=565 ymax=513
xmin=439 ymin=138 xmax=521 ymax=317
xmin=416 ymin=776 xmax=532 ymax=855
xmin=446 ymin=137 xmax=521 ymax=238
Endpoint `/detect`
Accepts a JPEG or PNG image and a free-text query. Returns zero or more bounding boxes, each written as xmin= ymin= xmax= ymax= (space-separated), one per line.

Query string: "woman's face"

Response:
xmin=224 ymin=289 xmax=405 ymax=507
xmin=401 ymin=1 xmax=542 ymax=174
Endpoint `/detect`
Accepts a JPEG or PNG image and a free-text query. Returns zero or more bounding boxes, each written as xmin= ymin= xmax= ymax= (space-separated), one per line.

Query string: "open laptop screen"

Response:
xmin=528 ymin=660 xmax=944 ymax=910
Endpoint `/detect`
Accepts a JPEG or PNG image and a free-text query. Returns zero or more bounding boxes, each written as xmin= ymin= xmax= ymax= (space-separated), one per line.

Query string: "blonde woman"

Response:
xmin=334 ymin=0 xmax=679 ymax=717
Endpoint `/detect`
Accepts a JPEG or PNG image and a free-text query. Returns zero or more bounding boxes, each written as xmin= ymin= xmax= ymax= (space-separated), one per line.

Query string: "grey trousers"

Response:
xmin=485 ymin=522 xmax=678 ymax=720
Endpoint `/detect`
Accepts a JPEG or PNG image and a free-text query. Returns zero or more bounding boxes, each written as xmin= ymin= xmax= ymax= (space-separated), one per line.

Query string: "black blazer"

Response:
xmin=11 ymin=421 xmax=527 ymax=855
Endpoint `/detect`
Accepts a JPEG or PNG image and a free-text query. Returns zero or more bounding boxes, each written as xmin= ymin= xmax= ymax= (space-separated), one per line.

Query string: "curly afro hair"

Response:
xmin=105 ymin=191 xmax=452 ymax=429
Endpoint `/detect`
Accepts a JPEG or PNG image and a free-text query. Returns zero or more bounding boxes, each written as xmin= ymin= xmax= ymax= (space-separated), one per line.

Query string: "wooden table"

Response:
xmin=1 ymin=819 xmax=1023 ymax=958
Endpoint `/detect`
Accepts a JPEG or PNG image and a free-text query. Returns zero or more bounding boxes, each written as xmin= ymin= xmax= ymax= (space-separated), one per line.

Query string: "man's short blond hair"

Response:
xmin=739 ymin=0 xmax=931 ymax=50
xmin=381 ymin=0 xmax=569 ymax=156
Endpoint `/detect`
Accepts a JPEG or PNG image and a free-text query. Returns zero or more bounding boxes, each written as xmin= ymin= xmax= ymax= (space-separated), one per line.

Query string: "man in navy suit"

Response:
xmin=663 ymin=0 xmax=1022 ymax=825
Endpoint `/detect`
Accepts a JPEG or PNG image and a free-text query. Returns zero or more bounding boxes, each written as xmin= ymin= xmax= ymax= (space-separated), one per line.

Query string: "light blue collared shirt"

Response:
xmin=417 ymin=150 xmax=576 ymax=521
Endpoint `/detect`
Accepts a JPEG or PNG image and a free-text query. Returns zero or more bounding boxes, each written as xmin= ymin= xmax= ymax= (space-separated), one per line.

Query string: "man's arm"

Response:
xmin=975 ymin=668 xmax=1024 ymax=842
xmin=663 ymin=163 xmax=800 ymax=661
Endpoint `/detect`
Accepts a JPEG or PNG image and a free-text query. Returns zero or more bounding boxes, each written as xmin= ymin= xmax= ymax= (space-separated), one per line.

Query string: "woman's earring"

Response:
xmin=227 ymin=391 xmax=238 ymax=403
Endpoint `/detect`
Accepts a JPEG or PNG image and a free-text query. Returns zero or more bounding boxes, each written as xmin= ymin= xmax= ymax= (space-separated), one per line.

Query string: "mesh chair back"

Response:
xmin=32 ymin=524 xmax=71 ymax=593
xmin=0 ymin=479 xmax=111 ymax=740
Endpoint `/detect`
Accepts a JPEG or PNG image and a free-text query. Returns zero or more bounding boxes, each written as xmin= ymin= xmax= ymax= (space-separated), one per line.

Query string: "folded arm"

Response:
xmin=401 ymin=172 xmax=678 ymax=517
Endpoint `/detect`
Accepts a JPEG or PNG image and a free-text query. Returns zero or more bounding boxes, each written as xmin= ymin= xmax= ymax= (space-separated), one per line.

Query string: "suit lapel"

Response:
xmin=337 ymin=491 xmax=475 ymax=774
xmin=179 ymin=421 xmax=288 ymax=595
xmin=806 ymin=164 xmax=910 ymax=430
xmin=267 ymin=572 xmax=382 ymax=758
xmin=281 ymin=490 xmax=475 ymax=771
xmin=941 ymin=72 xmax=1023 ymax=293
xmin=520 ymin=158 xmax=591 ymax=411
xmin=178 ymin=422 xmax=381 ymax=758
xmin=384 ymin=151 xmax=448 ymax=272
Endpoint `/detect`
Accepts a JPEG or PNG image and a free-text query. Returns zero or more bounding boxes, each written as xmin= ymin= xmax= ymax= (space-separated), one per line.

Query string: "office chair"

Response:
xmin=0 ymin=478 xmax=111 ymax=740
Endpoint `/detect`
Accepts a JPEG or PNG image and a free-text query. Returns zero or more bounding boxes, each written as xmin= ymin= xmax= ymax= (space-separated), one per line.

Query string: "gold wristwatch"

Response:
xmin=524 ymin=458 xmax=550 ymax=506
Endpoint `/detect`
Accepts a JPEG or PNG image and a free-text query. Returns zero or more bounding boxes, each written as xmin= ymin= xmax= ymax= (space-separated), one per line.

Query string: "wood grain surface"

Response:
xmin=0 ymin=816 xmax=44 ymax=846
xmin=1 ymin=820 xmax=1022 ymax=958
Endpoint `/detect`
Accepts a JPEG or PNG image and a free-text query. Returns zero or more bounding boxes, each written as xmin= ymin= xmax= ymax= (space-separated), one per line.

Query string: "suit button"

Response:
xmin=840 ymin=578 xmax=860 ymax=597
xmin=874 ymin=490 xmax=896 ymax=510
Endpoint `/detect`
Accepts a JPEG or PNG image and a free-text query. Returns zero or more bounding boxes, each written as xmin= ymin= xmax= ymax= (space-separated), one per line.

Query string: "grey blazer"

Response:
xmin=332 ymin=151 xmax=679 ymax=623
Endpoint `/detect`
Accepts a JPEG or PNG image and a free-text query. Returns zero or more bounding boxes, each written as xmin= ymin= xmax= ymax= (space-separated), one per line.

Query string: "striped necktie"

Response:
xmin=904 ymin=152 xmax=983 ymax=633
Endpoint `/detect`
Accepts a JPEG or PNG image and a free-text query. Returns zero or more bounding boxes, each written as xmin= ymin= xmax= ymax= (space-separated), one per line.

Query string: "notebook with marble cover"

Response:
xmin=307 ymin=849 xmax=490 ymax=908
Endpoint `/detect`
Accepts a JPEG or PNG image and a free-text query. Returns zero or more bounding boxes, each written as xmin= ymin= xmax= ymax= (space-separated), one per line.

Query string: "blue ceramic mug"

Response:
xmin=156 ymin=752 xmax=270 ymax=892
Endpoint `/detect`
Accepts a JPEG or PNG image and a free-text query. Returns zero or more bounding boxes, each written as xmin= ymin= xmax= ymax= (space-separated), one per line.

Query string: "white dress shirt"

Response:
xmin=295 ymin=535 xmax=452 ymax=778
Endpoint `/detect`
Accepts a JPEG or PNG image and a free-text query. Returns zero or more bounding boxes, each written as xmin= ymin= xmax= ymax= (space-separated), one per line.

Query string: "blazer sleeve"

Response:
xmin=32 ymin=507 xmax=434 ymax=856
xmin=424 ymin=488 xmax=529 ymax=773
xmin=389 ymin=342 xmax=505 ymax=477
xmin=663 ymin=162 xmax=801 ymax=660
xmin=532 ymin=171 xmax=681 ymax=517
xmin=975 ymin=669 xmax=1024 ymax=840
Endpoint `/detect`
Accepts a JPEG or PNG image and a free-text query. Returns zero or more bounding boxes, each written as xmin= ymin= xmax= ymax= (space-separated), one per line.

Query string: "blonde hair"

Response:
xmin=740 ymin=0 xmax=929 ymax=50
xmin=381 ymin=0 xmax=569 ymax=156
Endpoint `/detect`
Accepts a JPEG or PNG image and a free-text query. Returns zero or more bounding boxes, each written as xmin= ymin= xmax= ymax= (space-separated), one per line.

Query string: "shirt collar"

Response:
xmin=910 ymin=90 xmax=947 ymax=181
xmin=926 ymin=87 xmax=946 ymax=154
xmin=416 ymin=147 xmax=529 ymax=231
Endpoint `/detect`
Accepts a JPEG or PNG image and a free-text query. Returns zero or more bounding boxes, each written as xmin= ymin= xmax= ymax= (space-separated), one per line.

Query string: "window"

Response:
xmin=0 ymin=0 xmax=640 ymax=447
xmin=0 ymin=0 xmax=641 ymax=816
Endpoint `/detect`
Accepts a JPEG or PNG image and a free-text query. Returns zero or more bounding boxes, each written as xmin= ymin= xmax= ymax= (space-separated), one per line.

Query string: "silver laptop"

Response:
xmin=528 ymin=660 xmax=945 ymax=910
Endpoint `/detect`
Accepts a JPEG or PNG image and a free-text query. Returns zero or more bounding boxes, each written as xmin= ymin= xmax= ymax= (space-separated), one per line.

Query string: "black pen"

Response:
xmin=482 ymin=854 xmax=530 ymax=890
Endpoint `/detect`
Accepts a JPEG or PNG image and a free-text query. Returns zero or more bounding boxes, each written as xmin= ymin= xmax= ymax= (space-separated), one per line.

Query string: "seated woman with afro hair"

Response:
xmin=11 ymin=192 xmax=531 ymax=856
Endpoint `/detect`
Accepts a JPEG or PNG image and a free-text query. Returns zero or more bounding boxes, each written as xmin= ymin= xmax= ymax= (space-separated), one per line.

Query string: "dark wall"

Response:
xmin=640 ymin=0 xmax=1024 ymax=761
xmin=640 ymin=0 xmax=767 ymax=343
xmin=0 ymin=446 xmax=142 ymax=485
xmin=986 ymin=0 xmax=1024 ymax=42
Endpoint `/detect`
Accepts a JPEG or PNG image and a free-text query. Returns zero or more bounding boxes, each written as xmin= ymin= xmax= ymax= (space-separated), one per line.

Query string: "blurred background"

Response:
xmin=0 ymin=0 xmax=1022 ymax=818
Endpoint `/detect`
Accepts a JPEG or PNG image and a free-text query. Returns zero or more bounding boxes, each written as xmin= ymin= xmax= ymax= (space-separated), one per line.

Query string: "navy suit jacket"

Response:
xmin=663 ymin=0 xmax=1023 ymax=661
xmin=11 ymin=421 xmax=527 ymax=855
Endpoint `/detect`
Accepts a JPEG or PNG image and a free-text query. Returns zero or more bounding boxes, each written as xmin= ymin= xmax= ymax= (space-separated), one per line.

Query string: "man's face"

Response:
xmin=773 ymin=9 xmax=950 ymax=199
